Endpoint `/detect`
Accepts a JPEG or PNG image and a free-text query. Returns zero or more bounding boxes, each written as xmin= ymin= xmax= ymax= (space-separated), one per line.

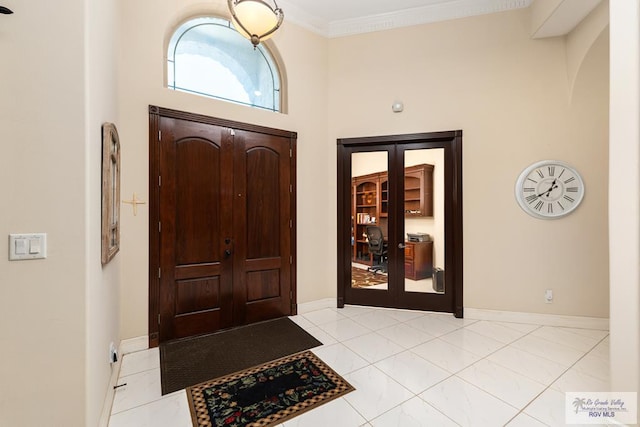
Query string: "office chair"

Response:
xmin=366 ymin=225 xmax=388 ymax=274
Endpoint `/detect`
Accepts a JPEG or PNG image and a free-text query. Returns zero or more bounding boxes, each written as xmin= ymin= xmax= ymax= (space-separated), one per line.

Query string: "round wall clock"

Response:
xmin=515 ymin=160 xmax=585 ymax=219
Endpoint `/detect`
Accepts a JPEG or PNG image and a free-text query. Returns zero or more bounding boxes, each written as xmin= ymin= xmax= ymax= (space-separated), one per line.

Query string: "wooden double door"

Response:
xmin=149 ymin=106 xmax=297 ymax=345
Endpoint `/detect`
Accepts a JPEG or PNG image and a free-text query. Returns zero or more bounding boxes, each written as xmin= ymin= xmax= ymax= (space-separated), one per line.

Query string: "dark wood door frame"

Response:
xmin=148 ymin=105 xmax=298 ymax=347
xmin=336 ymin=130 xmax=463 ymax=317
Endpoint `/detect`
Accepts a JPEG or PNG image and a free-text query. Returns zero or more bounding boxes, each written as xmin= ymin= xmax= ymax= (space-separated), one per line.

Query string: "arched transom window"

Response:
xmin=167 ymin=17 xmax=282 ymax=112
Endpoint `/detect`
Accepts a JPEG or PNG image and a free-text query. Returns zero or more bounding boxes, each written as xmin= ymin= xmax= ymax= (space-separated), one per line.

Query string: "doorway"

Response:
xmin=148 ymin=106 xmax=297 ymax=345
xmin=337 ymin=131 xmax=463 ymax=316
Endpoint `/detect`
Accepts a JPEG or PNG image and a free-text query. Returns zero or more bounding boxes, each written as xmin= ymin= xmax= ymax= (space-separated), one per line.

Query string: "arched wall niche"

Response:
xmin=566 ymin=1 xmax=609 ymax=103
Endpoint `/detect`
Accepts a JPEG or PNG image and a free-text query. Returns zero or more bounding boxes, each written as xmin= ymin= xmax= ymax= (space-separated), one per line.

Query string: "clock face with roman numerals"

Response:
xmin=515 ymin=160 xmax=585 ymax=219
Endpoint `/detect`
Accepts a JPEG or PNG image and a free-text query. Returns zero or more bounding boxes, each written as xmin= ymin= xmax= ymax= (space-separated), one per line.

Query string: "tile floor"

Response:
xmin=108 ymin=305 xmax=610 ymax=427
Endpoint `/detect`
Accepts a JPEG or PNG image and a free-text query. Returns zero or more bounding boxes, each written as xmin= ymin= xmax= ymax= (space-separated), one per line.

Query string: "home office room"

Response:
xmin=347 ymin=146 xmax=448 ymax=306
xmin=1 ymin=1 xmax=638 ymax=427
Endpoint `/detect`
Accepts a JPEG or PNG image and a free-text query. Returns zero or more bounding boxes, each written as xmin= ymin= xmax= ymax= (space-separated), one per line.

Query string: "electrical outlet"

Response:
xmin=109 ymin=342 xmax=118 ymax=363
xmin=545 ymin=289 xmax=553 ymax=304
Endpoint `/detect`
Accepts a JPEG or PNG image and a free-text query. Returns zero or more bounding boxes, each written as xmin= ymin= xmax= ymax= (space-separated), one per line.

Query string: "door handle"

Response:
xmin=398 ymin=243 xmax=407 ymax=249
xmin=224 ymin=249 xmax=232 ymax=258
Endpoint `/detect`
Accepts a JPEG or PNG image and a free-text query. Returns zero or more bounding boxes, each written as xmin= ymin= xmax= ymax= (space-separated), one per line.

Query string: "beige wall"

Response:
xmin=0 ymin=0 xmax=121 ymax=425
xmin=566 ymin=1 xmax=609 ymax=100
xmin=0 ymin=1 xmax=88 ymax=426
xmin=609 ymin=0 xmax=640 ymax=405
xmin=328 ymin=8 xmax=610 ymax=317
xmin=0 ymin=1 xmax=620 ymax=425
xmin=86 ymin=0 xmax=121 ymax=426
xmin=118 ymin=3 xmax=610 ymax=342
xmin=118 ymin=0 xmax=330 ymax=339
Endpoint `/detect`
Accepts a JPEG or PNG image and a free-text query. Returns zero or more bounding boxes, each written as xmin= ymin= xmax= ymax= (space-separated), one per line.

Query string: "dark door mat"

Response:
xmin=160 ymin=317 xmax=323 ymax=395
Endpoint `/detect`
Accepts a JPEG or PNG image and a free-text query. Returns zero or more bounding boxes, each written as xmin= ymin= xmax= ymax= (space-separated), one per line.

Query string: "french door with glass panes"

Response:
xmin=337 ymin=131 xmax=463 ymax=316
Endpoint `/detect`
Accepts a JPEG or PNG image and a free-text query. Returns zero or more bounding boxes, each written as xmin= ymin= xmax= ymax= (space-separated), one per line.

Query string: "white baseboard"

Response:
xmin=119 ymin=336 xmax=149 ymax=355
xmin=98 ymin=349 xmax=124 ymax=427
xmin=465 ymin=308 xmax=609 ymax=330
xmin=297 ymin=298 xmax=336 ymax=314
xmin=296 ymin=299 xmax=610 ymax=331
xmin=98 ymin=337 xmax=150 ymax=427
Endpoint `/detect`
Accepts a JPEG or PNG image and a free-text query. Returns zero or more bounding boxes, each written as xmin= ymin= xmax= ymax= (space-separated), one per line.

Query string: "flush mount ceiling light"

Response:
xmin=227 ymin=0 xmax=284 ymax=47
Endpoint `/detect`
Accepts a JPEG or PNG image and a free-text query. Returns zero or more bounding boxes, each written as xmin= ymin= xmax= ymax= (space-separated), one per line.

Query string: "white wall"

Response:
xmin=0 ymin=1 xmax=88 ymax=426
xmin=609 ymin=0 xmax=640 ymax=407
xmin=329 ymin=8 xmax=610 ymax=317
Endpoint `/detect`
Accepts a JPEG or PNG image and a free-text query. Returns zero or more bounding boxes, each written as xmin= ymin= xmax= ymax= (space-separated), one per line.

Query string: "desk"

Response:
xmin=404 ymin=241 xmax=433 ymax=280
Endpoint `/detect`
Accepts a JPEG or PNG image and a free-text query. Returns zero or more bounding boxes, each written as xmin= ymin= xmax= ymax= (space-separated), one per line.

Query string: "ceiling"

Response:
xmin=277 ymin=0 xmax=534 ymax=37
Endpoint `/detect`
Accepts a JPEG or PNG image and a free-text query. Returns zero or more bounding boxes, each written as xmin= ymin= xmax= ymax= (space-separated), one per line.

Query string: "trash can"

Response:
xmin=432 ymin=268 xmax=444 ymax=292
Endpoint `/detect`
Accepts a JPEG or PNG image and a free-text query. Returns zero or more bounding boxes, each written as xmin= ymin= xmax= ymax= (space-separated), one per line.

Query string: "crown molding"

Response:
xmin=279 ymin=0 xmax=532 ymax=38
xmin=277 ymin=0 xmax=331 ymax=36
xmin=329 ymin=0 xmax=533 ymax=37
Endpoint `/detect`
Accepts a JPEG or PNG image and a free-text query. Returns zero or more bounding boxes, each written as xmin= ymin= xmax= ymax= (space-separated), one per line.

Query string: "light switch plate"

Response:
xmin=9 ymin=233 xmax=47 ymax=260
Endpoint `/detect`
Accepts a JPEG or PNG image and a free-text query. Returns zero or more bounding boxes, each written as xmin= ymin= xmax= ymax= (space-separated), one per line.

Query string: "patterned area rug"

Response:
xmin=187 ymin=351 xmax=354 ymax=427
xmin=351 ymin=265 xmax=388 ymax=288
